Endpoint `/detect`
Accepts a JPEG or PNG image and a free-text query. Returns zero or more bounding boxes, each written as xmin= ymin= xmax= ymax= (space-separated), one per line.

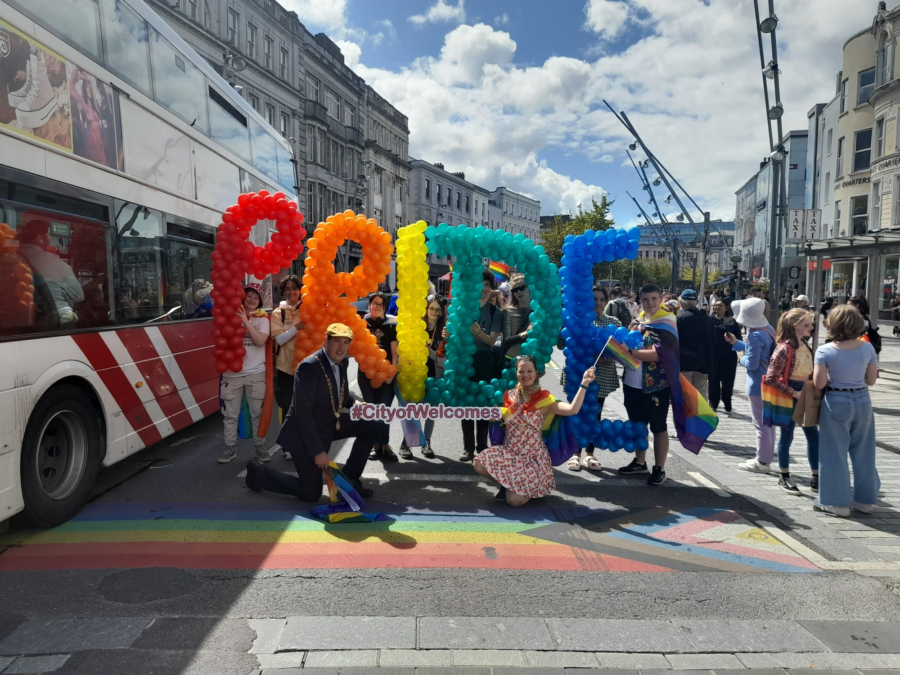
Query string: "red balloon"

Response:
xmin=215 ymin=337 xmax=228 ymax=349
xmin=223 ymin=350 xmax=235 ymax=363
xmin=238 ymin=194 xmax=251 ymax=207
xmin=228 ymin=314 xmax=243 ymax=327
xmin=234 ymin=346 xmax=246 ymax=359
xmin=221 ymin=325 xmax=235 ymax=338
xmin=228 ymin=335 xmax=244 ymax=348
xmin=230 ymin=359 xmax=243 ymax=372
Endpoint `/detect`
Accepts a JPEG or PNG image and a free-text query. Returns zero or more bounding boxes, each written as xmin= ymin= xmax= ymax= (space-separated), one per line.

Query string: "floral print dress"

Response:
xmin=478 ymin=387 xmax=556 ymax=498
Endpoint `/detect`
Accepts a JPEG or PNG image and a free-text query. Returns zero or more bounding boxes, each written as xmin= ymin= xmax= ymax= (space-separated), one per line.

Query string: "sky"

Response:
xmin=281 ymin=0 xmax=879 ymax=229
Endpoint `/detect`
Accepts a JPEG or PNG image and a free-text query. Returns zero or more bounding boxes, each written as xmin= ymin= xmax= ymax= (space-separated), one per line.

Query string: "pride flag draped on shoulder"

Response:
xmin=640 ymin=308 xmax=718 ymax=454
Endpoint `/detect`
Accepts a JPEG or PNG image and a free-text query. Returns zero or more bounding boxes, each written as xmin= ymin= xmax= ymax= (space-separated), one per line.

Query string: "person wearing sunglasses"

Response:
xmin=270 ymin=274 xmax=304 ymax=461
xmin=359 ymin=292 xmax=400 ymax=462
xmin=399 ymin=294 xmax=447 ymax=459
xmin=499 ymin=273 xmax=533 ymax=361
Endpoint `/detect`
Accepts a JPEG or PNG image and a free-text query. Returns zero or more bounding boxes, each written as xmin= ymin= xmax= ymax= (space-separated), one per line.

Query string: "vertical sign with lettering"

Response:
xmin=787 ymin=209 xmax=804 ymax=243
xmin=804 ymin=209 xmax=821 ymax=242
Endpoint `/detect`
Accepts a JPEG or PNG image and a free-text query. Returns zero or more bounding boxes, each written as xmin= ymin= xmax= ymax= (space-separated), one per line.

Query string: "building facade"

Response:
xmin=733 ymin=130 xmax=808 ymax=285
xmin=489 ymin=188 xmax=542 ymax=239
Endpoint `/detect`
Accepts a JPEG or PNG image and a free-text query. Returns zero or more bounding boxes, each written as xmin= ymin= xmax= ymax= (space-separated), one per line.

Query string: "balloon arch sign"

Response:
xmin=209 ymin=197 xmax=648 ymax=452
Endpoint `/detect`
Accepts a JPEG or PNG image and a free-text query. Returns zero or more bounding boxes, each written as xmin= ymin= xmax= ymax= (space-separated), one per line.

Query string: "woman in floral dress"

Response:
xmin=474 ymin=355 xmax=595 ymax=507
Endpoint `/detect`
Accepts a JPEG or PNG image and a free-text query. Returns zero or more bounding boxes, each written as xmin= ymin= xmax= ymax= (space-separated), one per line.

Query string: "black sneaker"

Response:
xmin=779 ymin=474 xmax=801 ymax=495
xmin=619 ymin=458 xmax=650 ymax=475
xmin=398 ymin=441 xmax=413 ymax=459
xmin=422 ymin=441 xmax=435 ymax=458
xmin=245 ymin=458 xmax=263 ymax=493
xmin=369 ymin=445 xmax=382 ymax=460
xmin=724 ymin=403 xmax=732 ymax=413
xmin=351 ymin=478 xmax=374 ymax=498
xmin=381 ymin=445 xmax=399 ymax=462
xmin=809 ymin=475 xmax=819 ymax=493
xmin=494 ymin=486 xmax=507 ymax=502
xmin=647 ymin=466 xmax=667 ymax=486
xmin=459 ymin=449 xmax=474 ymax=462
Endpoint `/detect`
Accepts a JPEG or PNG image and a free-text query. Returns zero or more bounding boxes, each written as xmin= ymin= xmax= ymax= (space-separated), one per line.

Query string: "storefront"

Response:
xmin=800 ymin=230 xmax=900 ymax=348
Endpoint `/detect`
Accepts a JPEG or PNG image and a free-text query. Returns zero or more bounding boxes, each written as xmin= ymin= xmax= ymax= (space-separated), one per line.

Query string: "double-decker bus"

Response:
xmin=0 ymin=0 xmax=297 ymax=528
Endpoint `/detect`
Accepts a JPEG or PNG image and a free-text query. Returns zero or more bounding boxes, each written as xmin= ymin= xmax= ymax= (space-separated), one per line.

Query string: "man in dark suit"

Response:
xmin=245 ymin=323 xmax=380 ymax=501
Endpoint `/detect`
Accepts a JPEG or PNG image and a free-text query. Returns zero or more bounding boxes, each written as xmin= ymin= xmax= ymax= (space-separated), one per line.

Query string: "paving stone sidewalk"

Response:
xmin=2 ymin=615 xmax=900 ymax=674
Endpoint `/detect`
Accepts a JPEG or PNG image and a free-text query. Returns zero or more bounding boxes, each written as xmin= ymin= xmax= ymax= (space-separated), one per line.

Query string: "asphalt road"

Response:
xmin=3 ymin=353 xmax=900 ymax=633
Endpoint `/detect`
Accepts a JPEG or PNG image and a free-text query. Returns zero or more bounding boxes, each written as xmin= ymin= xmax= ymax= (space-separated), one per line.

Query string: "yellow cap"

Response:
xmin=325 ymin=323 xmax=354 ymax=339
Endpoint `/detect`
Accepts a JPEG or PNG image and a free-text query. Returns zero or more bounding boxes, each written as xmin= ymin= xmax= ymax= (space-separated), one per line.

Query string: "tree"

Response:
xmin=540 ymin=196 xmax=615 ymax=267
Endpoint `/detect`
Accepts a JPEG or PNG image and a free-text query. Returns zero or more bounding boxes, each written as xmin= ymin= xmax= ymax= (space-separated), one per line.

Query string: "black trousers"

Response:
xmin=358 ymin=370 xmax=394 ymax=445
xmin=461 ymin=419 xmax=490 ymax=453
xmin=585 ymin=397 xmax=606 ymax=454
xmin=709 ymin=353 xmax=737 ymax=411
xmin=256 ymin=412 xmax=381 ymax=502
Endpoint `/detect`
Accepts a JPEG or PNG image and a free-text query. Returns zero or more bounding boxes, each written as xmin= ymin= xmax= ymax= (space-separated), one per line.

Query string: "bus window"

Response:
xmin=98 ymin=0 xmax=152 ymax=97
xmin=149 ymin=28 xmax=209 ymax=134
xmin=0 ymin=198 xmax=111 ymax=337
xmin=110 ymin=200 xmax=165 ymax=325
xmin=8 ymin=0 xmax=103 ymax=63
xmin=165 ymin=222 xmax=213 ymax=320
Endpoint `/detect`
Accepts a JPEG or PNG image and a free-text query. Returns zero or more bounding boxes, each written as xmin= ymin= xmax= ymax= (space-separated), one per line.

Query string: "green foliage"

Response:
xmin=540 ymin=196 xmax=615 ymax=267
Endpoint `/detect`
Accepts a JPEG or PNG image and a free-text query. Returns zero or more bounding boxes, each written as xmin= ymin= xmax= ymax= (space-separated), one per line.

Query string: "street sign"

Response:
xmin=789 ymin=266 xmax=801 ymax=279
xmin=787 ymin=209 xmax=804 ymax=243
xmin=804 ymin=209 xmax=822 ymax=242
xmin=730 ymin=255 xmax=742 ymax=263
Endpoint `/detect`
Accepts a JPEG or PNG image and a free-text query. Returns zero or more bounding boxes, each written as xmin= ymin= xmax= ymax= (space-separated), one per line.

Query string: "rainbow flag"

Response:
xmin=640 ymin=309 xmax=718 ymax=454
xmin=489 ymin=260 xmax=510 ymax=283
xmin=601 ymin=336 xmax=640 ymax=370
xmin=309 ymin=462 xmax=386 ymax=524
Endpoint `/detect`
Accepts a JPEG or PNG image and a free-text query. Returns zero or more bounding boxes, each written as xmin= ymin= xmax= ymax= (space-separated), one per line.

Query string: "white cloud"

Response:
xmin=584 ymin=0 xmax=630 ymax=41
xmin=281 ymin=0 xmax=348 ymax=34
xmin=409 ymin=0 xmax=466 ymax=26
xmin=351 ymin=0 xmax=877 ymax=220
xmin=334 ymin=39 xmax=361 ymax=68
xmin=494 ymin=13 xmax=509 ymax=26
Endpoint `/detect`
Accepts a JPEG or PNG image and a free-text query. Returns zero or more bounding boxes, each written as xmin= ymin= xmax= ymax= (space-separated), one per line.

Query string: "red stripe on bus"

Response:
xmin=70 ymin=334 xmax=162 ymax=447
xmin=117 ymin=329 xmax=190 ymax=425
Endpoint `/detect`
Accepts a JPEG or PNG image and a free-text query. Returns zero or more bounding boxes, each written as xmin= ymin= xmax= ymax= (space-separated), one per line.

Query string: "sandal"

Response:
xmin=582 ymin=455 xmax=602 ymax=471
xmin=567 ymin=454 xmax=582 ymax=471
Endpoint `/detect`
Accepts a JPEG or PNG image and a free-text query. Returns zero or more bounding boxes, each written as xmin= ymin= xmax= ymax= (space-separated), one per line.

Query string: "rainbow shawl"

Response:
xmin=309 ymin=462 xmax=387 ymax=524
xmin=490 ymin=387 xmax=579 ymax=466
xmin=640 ymin=309 xmax=718 ymax=454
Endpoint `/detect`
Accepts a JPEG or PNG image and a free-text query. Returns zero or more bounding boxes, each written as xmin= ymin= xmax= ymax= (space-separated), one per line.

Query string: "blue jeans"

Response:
xmin=777 ymin=380 xmax=819 ymax=473
xmin=819 ymin=389 xmax=880 ymax=508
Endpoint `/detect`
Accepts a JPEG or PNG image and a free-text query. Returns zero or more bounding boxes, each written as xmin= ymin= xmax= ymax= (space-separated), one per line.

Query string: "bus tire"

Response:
xmin=20 ymin=384 xmax=102 ymax=528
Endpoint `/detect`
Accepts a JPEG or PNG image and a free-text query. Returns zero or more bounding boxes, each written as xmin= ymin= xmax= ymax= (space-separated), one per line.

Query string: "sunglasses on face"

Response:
xmin=428 ymin=306 xmax=442 ymax=314
xmin=512 ymin=286 xmax=527 ymax=294
xmin=370 ymin=302 xmax=384 ymax=309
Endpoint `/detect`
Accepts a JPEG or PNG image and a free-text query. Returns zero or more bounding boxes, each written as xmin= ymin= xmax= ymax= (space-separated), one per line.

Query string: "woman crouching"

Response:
xmin=474 ymin=355 xmax=595 ymax=507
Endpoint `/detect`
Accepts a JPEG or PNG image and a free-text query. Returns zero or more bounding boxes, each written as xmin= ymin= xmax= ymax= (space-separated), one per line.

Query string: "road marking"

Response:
xmin=687 ymin=471 xmax=730 ymax=498
xmin=549 ymin=360 xmax=559 ymax=370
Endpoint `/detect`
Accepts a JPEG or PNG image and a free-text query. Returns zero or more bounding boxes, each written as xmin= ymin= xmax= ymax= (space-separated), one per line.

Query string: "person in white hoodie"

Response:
xmin=270 ymin=275 xmax=303 ymax=460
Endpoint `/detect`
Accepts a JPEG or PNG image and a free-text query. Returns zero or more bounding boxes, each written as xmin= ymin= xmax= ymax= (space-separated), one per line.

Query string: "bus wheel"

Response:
xmin=20 ymin=385 xmax=102 ymax=528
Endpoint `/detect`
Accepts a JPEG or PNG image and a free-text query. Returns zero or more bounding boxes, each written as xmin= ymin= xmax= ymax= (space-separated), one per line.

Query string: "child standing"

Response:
xmin=813 ymin=305 xmax=880 ymax=517
xmin=762 ymin=308 xmax=819 ymax=494
xmin=218 ymin=283 xmax=271 ymax=464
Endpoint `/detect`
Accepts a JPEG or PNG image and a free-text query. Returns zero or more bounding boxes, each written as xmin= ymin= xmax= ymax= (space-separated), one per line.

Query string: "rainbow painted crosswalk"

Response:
xmin=0 ymin=503 xmax=819 ymax=573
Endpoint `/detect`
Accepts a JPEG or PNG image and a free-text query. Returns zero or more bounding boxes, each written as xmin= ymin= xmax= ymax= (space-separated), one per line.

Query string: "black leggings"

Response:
xmin=709 ymin=353 xmax=737 ymax=411
xmin=462 ymin=419 xmax=490 ymax=453
xmin=358 ymin=370 xmax=394 ymax=445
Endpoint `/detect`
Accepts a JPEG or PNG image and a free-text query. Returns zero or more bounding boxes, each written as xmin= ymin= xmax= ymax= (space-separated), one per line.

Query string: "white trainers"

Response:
xmin=851 ymin=501 xmax=876 ymax=514
xmin=737 ymin=458 xmax=771 ymax=473
xmin=16 ymin=54 xmax=59 ymax=129
xmin=813 ymin=502 xmax=851 ymax=518
xmin=8 ymin=54 xmax=34 ymax=108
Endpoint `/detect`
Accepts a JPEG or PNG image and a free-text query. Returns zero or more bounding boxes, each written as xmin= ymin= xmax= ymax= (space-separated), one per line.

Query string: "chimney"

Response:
xmin=452 ymin=171 xmax=465 ymax=180
xmin=434 ymin=162 xmax=444 ymax=170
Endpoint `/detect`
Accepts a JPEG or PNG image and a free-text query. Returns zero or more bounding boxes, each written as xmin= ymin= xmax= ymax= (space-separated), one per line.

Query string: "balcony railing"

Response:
xmin=304 ymin=100 xmax=328 ymax=123
xmin=344 ymin=126 xmax=364 ymax=146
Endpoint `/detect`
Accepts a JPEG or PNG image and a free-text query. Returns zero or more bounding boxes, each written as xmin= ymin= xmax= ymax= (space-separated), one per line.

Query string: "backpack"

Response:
xmin=867 ymin=325 xmax=882 ymax=354
xmin=609 ymin=298 xmax=632 ymax=326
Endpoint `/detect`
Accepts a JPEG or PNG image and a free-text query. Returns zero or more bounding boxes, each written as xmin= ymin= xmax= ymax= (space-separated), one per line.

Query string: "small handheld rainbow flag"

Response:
xmin=489 ymin=260 xmax=510 ymax=283
xmin=601 ymin=336 xmax=641 ymax=370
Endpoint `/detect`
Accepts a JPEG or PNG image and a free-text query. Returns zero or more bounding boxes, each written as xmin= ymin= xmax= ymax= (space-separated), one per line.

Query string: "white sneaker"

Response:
xmin=851 ymin=501 xmax=876 ymax=514
xmin=813 ymin=502 xmax=851 ymax=517
xmin=737 ymin=458 xmax=771 ymax=473
xmin=16 ymin=54 xmax=59 ymax=129
xmin=8 ymin=54 xmax=34 ymax=108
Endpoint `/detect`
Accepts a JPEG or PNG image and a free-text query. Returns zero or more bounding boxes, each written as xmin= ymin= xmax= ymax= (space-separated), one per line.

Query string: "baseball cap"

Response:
xmin=680 ymin=289 xmax=699 ymax=301
xmin=325 ymin=323 xmax=353 ymax=339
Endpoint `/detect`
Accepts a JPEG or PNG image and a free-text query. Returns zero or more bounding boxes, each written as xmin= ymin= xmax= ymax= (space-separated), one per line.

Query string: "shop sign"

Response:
xmin=789 ymin=266 xmax=801 ymax=279
xmin=787 ymin=209 xmax=804 ymax=243
xmin=835 ymin=177 xmax=870 ymax=188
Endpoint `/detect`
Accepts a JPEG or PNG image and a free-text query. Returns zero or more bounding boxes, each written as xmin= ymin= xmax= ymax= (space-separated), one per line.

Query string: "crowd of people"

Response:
xmin=220 ymin=267 xmax=883 ymax=516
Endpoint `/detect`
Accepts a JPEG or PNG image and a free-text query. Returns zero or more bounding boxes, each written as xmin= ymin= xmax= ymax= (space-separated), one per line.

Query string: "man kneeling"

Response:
xmin=245 ymin=323 xmax=381 ymax=501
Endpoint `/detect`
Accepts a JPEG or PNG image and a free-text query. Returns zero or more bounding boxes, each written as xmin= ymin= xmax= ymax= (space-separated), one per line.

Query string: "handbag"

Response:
xmin=791 ymin=380 xmax=822 ymax=427
xmin=761 ymin=344 xmax=795 ymax=427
